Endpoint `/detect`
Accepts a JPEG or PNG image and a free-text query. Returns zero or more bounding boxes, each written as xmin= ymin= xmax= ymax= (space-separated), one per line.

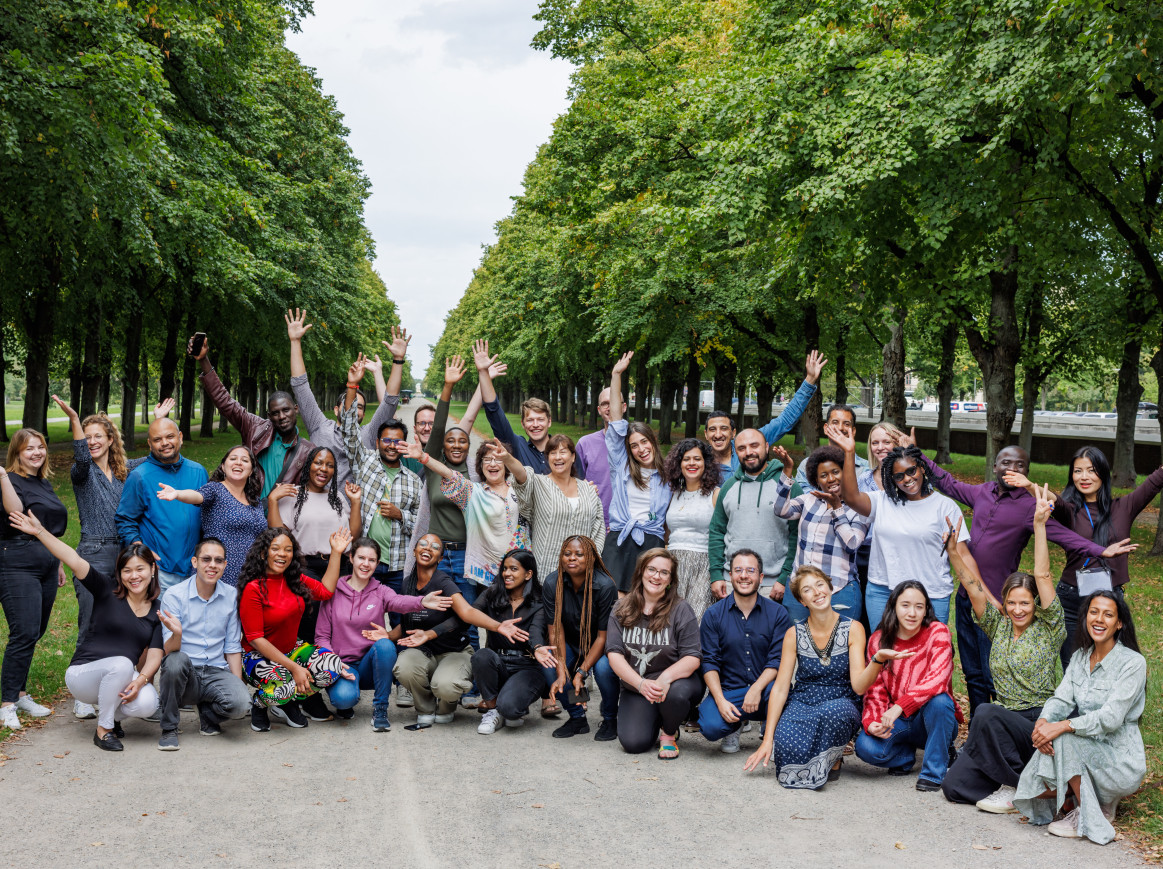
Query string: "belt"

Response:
xmin=440 ymin=541 xmax=466 ymax=551
xmin=80 ymin=535 xmax=121 ymax=544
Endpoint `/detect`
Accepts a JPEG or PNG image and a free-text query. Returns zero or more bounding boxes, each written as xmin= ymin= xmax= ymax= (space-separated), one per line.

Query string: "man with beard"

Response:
xmin=574 ymin=385 xmax=626 ymax=528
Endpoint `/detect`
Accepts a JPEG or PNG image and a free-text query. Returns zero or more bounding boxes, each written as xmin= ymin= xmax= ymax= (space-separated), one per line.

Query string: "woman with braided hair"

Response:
xmin=534 ymin=535 xmax=621 ymax=740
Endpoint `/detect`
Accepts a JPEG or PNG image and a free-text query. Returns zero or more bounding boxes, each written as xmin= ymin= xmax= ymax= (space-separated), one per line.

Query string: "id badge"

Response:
xmin=1076 ymin=567 xmax=1113 ymax=596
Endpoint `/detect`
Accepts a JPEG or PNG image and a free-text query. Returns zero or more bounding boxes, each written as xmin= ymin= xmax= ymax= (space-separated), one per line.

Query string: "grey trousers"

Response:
xmin=158 ymin=651 xmax=250 ymax=732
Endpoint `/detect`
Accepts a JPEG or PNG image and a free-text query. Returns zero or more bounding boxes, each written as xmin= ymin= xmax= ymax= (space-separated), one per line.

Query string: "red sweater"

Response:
xmin=240 ymin=574 xmax=334 ymax=654
xmin=863 ymin=621 xmax=964 ymax=728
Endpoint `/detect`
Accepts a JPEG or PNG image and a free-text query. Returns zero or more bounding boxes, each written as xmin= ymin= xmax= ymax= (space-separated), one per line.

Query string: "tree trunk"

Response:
xmin=240 ymin=350 xmax=258 ymax=414
xmin=158 ymin=292 xmax=182 ymax=401
xmin=658 ymin=367 xmax=681 ymax=445
xmin=712 ymin=354 xmax=736 ymax=418
xmin=21 ymin=264 xmax=59 ymax=435
xmin=589 ymin=373 xmax=600 ymax=430
xmin=179 ymin=303 xmax=198 ymax=438
xmin=0 ymin=292 xmax=8 ymax=440
xmin=735 ymin=373 xmax=747 ymax=431
xmin=564 ymin=375 xmax=575 ymax=426
xmin=121 ymin=299 xmax=144 ymax=452
xmin=684 ymin=354 xmax=700 ymax=438
xmin=963 ymin=254 xmax=1022 ymax=471
xmin=1149 ymin=346 xmax=1163 ymax=556
xmin=935 ymin=321 xmax=957 ymax=463
xmin=141 ymin=343 xmax=150 ymax=425
xmin=757 ymin=379 xmax=774 ymax=430
xmin=1112 ymin=286 xmax=1150 ymax=487
xmin=633 ymin=353 xmax=648 ymax=422
xmin=79 ymin=300 xmax=102 ymax=418
xmin=882 ymin=305 xmax=907 ymax=429
xmin=218 ymin=357 xmax=231 ymax=433
xmin=800 ymin=304 xmax=823 ymax=449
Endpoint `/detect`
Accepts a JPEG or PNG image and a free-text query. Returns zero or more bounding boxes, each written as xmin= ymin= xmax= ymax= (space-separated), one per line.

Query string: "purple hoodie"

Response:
xmin=316 ymin=575 xmax=425 ymax=662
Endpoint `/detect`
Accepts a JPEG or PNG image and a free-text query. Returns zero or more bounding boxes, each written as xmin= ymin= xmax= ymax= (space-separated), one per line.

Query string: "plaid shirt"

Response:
xmin=774 ymin=472 xmax=870 ymax=590
xmin=340 ymin=404 xmax=422 ymax=571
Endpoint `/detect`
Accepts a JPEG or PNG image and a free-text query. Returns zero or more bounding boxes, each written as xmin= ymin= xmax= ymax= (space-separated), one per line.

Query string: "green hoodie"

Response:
xmin=707 ymin=459 xmax=800 ymax=588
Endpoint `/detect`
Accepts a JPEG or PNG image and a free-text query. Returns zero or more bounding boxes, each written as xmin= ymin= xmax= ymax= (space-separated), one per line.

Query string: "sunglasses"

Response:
xmin=891 ymin=465 xmax=921 ymax=483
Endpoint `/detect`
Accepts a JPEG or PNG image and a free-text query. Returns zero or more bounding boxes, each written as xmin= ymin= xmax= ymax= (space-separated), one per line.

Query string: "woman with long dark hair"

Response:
xmin=237 ymin=526 xmax=354 ymax=731
xmin=1021 ymin=446 xmax=1160 ymax=666
xmin=0 ymin=428 xmax=68 ymax=730
xmin=603 ymin=352 xmax=670 ymax=593
xmin=661 ymin=438 xmax=719 ymax=619
xmin=1012 ymin=590 xmax=1147 ymax=844
xmin=606 ymin=549 xmax=702 ymax=758
xmin=854 ymin=580 xmax=962 ymax=791
xmin=471 ymin=549 xmax=546 ymax=734
xmin=156 ymin=445 xmax=269 ymax=588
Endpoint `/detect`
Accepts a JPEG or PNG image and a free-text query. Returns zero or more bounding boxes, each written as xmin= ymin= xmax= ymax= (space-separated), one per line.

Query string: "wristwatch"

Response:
xmin=577 ymin=668 xmax=591 ymax=681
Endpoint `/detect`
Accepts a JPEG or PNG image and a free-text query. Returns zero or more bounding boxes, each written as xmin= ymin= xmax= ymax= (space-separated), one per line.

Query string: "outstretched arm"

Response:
xmin=828 ymin=422 xmax=872 ymax=516
xmin=9 ymin=510 xmax=90 ymax=579
xmin=609 ymin=351 xmax=632 ymax=423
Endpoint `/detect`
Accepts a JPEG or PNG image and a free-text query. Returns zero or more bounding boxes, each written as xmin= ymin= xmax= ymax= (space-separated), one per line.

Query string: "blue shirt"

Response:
xmin=717 ymin=379 xmax=818 ymax=484
xmin=482 ymin=398 xmax=549 ymax=474
xmin=115 ymin=454 xmax=208 ymax=576
xmin=699 ymin=593 xmax=792 ymax=692
xmin=160 ymin=576 xmax=242 ymax=669
xmin=605 ymin=419 xmax=671 ymax=545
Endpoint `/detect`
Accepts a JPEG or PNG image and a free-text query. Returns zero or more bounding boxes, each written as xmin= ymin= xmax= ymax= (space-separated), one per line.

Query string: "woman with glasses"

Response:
xmin=830 ymin=424 xmax=973 ymax=629
xmin=606 ymin=549 xmax=702 ymax=758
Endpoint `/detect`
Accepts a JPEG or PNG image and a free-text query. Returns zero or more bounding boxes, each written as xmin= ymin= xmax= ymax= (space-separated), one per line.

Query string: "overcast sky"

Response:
xmin=285 ymin=2 xmax=572 ymax=380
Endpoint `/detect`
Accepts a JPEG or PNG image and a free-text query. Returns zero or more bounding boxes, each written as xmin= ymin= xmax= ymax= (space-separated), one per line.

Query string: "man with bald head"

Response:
xmin=707 ymin=429 xmax=799 ymax=606
xmin=115 ymin=418 xmax=208 ymax=591
xmin=574 ymin=385 xmax=626 ymax=527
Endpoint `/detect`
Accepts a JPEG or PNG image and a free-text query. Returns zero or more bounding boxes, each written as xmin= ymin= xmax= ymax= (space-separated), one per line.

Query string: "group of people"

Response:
xmin=0 ymin=319 xmax=1156 ymax=847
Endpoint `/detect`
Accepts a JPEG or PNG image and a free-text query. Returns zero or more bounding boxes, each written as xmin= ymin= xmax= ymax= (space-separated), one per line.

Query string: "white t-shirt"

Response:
xmin=625 ymin=470 xmax=657 ymax=525
xmin=866 ymin=490 xmax=969 ymax=600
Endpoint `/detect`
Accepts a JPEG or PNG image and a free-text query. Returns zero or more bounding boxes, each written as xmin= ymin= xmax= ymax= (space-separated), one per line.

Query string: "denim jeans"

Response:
xmin=698 ymin=684 xmax=771 ymax=741
xmin=0 ymin=539 xmax=60 ymax=702
xmin=328 ymin=639 xmax=398 ymax=709
xmin=956 ymin=592 xmax=994 ymax=717
xmin=540 ymin=645 xmax=619 ymax=721
xmin=855 ymin=693 xmax=958 ymax=783
xmin=158 ymin=651 xmax=250 ymax=732
xmin=783 ymin=580 xmax=862 ymax=624
xmin=157 ymin=569 xmax=190 ymax=593
xmin=74 ymin=538 xmax=120 ymax=645
xmin=866 ymin=584 xmax=950 ymax=631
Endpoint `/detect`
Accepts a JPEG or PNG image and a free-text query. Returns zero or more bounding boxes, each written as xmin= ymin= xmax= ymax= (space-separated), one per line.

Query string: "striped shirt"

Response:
xmin=513 ymin=468 xmax=606 ymax=577
xmin=773 ymin=472 xmax=870 ymax=590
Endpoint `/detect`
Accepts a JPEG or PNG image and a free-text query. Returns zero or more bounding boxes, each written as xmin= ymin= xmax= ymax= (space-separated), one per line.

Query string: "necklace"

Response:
xmin=808 ymin=616 xmax=841 ymax=667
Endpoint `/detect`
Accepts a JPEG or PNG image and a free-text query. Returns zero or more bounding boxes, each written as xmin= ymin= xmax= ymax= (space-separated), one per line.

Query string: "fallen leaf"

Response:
xmin=972 ymin=845 xmax=988 ymax=851
xmin=283 ymin=763 xmax=294 ymax=767
xmin=142 ymin=813 xmax=149 ymax=817
xmin=346 ymin=776 xmax=357 ymax=781
xmin=894 ymin=842 xmax=906 ymax=850
xmin=635 ymin=776 xmax=659 ymax=781
xmin=337 ymin=798 xmax=348 ymax=803
xmin=90 ymin=843 xmax=104 ymax=847
xmin=69 ymin=777 xmax=80 ymax=781
xmin=156 ymin=811 xmax=167 ymax=817
xmin=53 ymin=754 xmax=65 ymax=759
xmin=539 ymin=863 xmax=562 ymax=869
xmin=531 ymin=803 xmax=544 ymax=809
xmin=492 ymin=790 xmax=502 ymax=794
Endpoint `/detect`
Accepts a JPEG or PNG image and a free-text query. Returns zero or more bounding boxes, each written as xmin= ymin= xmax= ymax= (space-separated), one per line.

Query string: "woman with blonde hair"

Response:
xmin=0 ymin=427 xmax=68 ymax=730
xmin=864 ymin=421 xmax=904 ymax=491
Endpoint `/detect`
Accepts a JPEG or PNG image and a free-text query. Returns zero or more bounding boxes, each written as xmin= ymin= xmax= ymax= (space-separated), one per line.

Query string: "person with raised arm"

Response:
xmin=476 ymin=340 xmax=553 ymax=475
xmin=10 ymin=509 xmax=162 ymax=750
xmin=661 ymin=438 xmax=720 ymax=619
xmin=793 ymin=403 xmax=870 ymax=492
xmin=897 ymin=429 xmax=1128 ymax=718
xmin=743 ymin=565 xmax=910 ymax=787
xmin=238 ymin=526 xmax=354 ymax=731
xmin=155 ymin=445 xmax=268 ymax=588
xmin=574 ymin=383 xmax=625 ymax=527
xmin=830 ymin=421 xmax=973 ymax=628
xmin=156 ymin=538 xmax=251 ymax=750
xmin=190 ymin=332 xmax=314 ymax=501
xmin=602 ymin=351 xmax=671 ymax=593
xmin=772 ymin=444 xmax=870 ymax=623
xmin=286 ymin=308 xmax=408 ymax=485
xmin=704 ymin=351 xmax=828 ymax=484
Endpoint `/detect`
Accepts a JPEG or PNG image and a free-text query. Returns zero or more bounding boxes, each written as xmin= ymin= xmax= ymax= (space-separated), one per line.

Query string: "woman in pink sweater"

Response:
xmin=316 ymin=537 xmax=452 ymax=731
xmin=855 ymin=580 xmax=963 ymax=791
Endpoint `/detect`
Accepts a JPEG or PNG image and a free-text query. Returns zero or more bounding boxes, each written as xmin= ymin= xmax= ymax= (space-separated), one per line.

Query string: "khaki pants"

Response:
xmin=393 ymin=647 xmax=473 ymax=715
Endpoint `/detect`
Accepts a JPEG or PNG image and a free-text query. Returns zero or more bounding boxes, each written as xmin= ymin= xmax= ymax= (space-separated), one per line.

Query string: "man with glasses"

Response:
xmin=697 ymin=549 xmax=792 ymax=753
xmin=155 ymin=538 xmax=251 ymax=750
xmin=402 ymin=404 xmax=436 ymax=476
xmin=795 ymin=403 xmax=869 ymax=491
xmin=575 ymin=385 xmax=626 ymax=527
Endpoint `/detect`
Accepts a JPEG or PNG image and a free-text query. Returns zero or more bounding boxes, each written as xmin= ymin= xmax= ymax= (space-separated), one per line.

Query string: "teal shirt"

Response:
xmin=258 ymin=435 xmax=293 ymax=502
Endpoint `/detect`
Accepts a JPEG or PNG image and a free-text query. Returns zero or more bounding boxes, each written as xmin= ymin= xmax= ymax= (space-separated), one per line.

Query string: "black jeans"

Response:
xmin=1058 ymin=581 xmax=1124 ymax=670
xmin=471 ymin=649 xmax=546 ymax=720
xmin=0 ymin=539 xmax=60 ymax=703
xmin=955 ymin=592 xmax=994 ymax=718
xmin=616 ymin=674 xmax=704 ymax=754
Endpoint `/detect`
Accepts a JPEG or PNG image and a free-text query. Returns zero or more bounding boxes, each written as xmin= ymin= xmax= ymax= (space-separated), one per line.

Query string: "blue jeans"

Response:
xmin=866 ymin=584 xmax=950 ymax=631
xmin=157 ymin=569 xmax=190 ymax=593
xmin=783 ymin=580 xmax=862 ymax=624
xmin=698 ymin=684 xmax=771 ymax=741
xmin=956 ymin=592 xmax=994 ymax=718
xmin=855 ymin=693 xmax=958 ymax=783
xmin=541 ymin=645 xmax=619 ymax=721
xmin=327 ymin=639 xmax=398 ymax=709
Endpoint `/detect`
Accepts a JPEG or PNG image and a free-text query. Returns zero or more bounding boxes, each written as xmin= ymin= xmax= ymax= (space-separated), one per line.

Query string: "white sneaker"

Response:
xmin=1102 ymin=799 xmax=1120 ymax=822
xmin=434 ymin=712 xmax=455 ymax=724
xmin=741 ymin=721 xmax=753 ymax=733
xmin=416 ymin=713 xmax=435 ymax=726
xmin=0 ymin=705 xmax=20 ymax=730
xmin=460 ymin=693 xmax=481 ymax=709
xmin=73 ymin=700 xmax=97 ymax=720
xmin=396 ymin=686 xmax=413 ymax=708
xmin=504 ymin=717 xmax=524 ymax=728
xmin=721 ymin=731 xmax=741 ymax=754
xmin=15 ymin=695 xmax=51 ymax=717
xmin=975 ymin=785 xmax=1018 ymax=814
xmin=478 ymin=709 xmax=503 ymax=734
xmin=1048 ymin=808 xmax=1081 ymax=839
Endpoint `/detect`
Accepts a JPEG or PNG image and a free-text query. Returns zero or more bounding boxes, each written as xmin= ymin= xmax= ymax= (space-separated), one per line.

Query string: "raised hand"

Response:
xmin=444 ymin=355 xmax=466 ymax=385
xmin=805 ymin=349 xmax=828 ymax=385
xmin=942 ymin=515 xmax=963 ymax=553
xmin=329 ymin=526 xmax=352 ymax=555
xmin=384 ymin=325 xmax=411 ymax=360
xmin=1101 ymin=538 xmax=1138 ymax=559
xmin=810 ymin=489 xmax=842 ymax=510
xmin=612 ymin=350 xmax=634 ymax=375
xmin=489 ymin=360 xmax=508 ymax=380
xmin=267 ymin=482 xmax=298 ymax=504
xmin=1032 ymin=482 xmax=1052 ymax=526
xmin=159 ymin=609 xmax=182 ymax=636
xmin=186 ymin=333 xmax=210 ymax=361
xmin=156 ymin=483 xmax=180 ymax=501
xmin=823 ymin=420 xmax=856 ymax=454
xmin=872 ymin=649 xmax=915 ymax=665
xmin=772 ymin=445 xmax=795 ymax=476
xmin=285 ymin=308 xmax=313 ymax=341
xmin=8 ymin=509 xmax=44 ymax=538
xmin=404 ymin=435 xmax=425 ymax=462
xmin=343 ymin=480 xmax=362 ymax=503
xmin=50 ymin=394 xmax=79 ymax=420
xmin=347 ymin=353 xmax=367 ymax=385
xmin=363 ymin=355 xmax=383 ymax=376
xmin=472 ymin=339 xmax=497 ymax=372
xmin=153 ymin=397 xmax=176 ymax=420
xmin=486 ymin=439 xmax=511 ymax=462
xmin=421 ymin=590 xmax=453 ymax=611
xmin=895 ymin=427 xmax=917 ymax=449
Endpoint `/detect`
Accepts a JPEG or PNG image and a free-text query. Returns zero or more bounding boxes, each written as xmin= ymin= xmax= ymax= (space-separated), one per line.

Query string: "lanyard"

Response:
xmin=1082 ymin=503 xmax=1095 ymax=570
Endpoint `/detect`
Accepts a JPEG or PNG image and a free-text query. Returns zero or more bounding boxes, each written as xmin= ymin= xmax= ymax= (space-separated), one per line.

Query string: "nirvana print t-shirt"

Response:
xmin=606 ymin=599 xmax=701 ymax=684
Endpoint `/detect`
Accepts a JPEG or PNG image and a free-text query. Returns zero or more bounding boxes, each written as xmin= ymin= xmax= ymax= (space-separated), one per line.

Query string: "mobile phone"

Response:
xmin=190 ymin=332 xmax=207 ymax=356
xmin=562 ymin=684 xmax=590 ymax=706
xmin=404 ymin=722 xmax=432 ymax=732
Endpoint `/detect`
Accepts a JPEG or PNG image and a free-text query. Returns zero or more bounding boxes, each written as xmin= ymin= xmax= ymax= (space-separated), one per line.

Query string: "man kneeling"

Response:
xmin=156 ymin=538 xmax=251 ymax=749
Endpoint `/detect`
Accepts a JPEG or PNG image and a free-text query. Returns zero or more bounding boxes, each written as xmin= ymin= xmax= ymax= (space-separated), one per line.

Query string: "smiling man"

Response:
xmin=474 ymin=341 xmax=552 ymax=474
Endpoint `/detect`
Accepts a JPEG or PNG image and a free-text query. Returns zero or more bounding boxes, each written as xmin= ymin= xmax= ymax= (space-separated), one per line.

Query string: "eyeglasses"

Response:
xmin=644 ymin=566 xmax=672 ymax=579
xmin=198 ymin=556 xmax=227 ymax=565
xmin=416 ymin=540 xmax=443 ymax=551
xmin=731 ymin=566 xmax=759 ymax=576
xmin=414 ymin=421 xmax=434 ymax=430
xmin=891 ymin=465 xmax=921 ymax=483
xmin=379 ymin=437 xmax=404 ymax=445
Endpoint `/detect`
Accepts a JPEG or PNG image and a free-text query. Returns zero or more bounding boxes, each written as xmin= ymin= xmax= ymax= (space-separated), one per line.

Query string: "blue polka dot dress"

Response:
xmin=198 ymin=482 xmax=268 ymax=587
xmin=771 ymin=617 xmax=861 ymax=789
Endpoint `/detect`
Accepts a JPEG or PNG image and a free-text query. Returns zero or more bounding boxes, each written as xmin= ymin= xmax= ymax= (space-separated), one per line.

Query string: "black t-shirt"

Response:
xmin=401 ymin=569 xmax=469 ymax=656
xmin=606 ymin=599 xmax=702 ymax=684
xmin=70 ymin=568 xmax=163 ymax=666
xmin=541 ymin=570 xmax=618 ymax=652
xmin=3 ymin=473 xmax=68 ymax=539
xmin=473 ymin=590 xmax=544 ymax=656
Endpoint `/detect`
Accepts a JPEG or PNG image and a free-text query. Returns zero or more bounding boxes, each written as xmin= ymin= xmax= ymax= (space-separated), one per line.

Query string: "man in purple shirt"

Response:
xmin=574 ymin=386 xmax=625 ymax=529
xmin=911 ymin=439 xmax=1114 ymax=718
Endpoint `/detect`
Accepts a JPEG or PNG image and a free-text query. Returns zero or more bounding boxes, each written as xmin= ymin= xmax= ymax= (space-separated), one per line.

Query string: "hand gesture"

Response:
xmin=489 ymin=360 xmax=508 ymax=380
xmin=159 ymin=609 xmax=182 ymax=637
xmin=639 ymin=678 xmax=665 ymax=703
xmin=804 ymin=349 xmax=828 ymax=385
xmin=156 ymin=483 xmax=180 ymax=501
xmin=290 ymin=663 xmax=312 ymax=695
xmin=361 ymin=622 xmax=391 ymax=643
xmin=768 ymin=581 xmax=785 ymax=602
xmin=186 ymin=333 xmax=210 ymax=361
xmin=548 ymin=672 xmax=567 ymax=703
xmin=1032 ymin=482 xmax=1052 ymax=526
xmin=377 ymin=500 xmax=403 ymax=520
xmin=895 ymin=427 xmax=917 ymax=449
xmin=872 ymin=649 xmax=915 ymax=665
xmin=8 ymin=509 xmax=45 ymax=538
xmin=716 ymin=695 xmax=742 ymax=724
xmin=404 ymin=435 xmax=425 ymax=462
xmin=363 ymin=355 xmax=383 ymax=376
xmin=772 ymin=445 xmax=795 ymax=477
xmin=338 ymin=664 xmax=357 ymax=681
xmin=384 ymin=325 xmax=411 ymax=360
xmin=347 ymin=353 xmax=367 ymax=385
xmin=534 ymin=646 xmax=558 ymax=669
xmin=285 ymin=308 xmax=313 ymax=341
xmin=879 ymin=704 xmax=902 ymax=733
xmin=1101 ymin=538 xmax=1137 ymax=559
xmin=612 ymin=350 xmax=634 ymax=376
xmin=118 ymin=676 xmax=145 ymax=704
xmin=810 ymin=489 xmax=842 ymax=510
xmin=486 ymin=439 xmax=511 ymax=463
xmin=153 ymin=397 xmax=176 ymax=420
xmin=496 ymin=617 xmax=528 ymax=644
xmin=421 ymin=590 xmax=453 ymax=611
xmin=329 ymin=526 xmax=352 ymax=555
xmin=743 ymin=740 xmax=773 ymax=772
xmin=823 ymin=420 xmax=855 ymax=454
xmin=1003 ymin=469 xmax=1032 ymax=491
xmin=50 ymin=394 xmax=79 ymax=420
xmin=444 ymin=355 xmax=466 ymax=385
xmin=942 ymin=515 xmax=963 ymax=554
xmin=343 ymin=481 xmax=362 ymax=503
xmin=268 ymin=482 xmax=298 ymax=504
xmin=866 ymin=721 xmax=890 ymax=738
xmin=397 ymin=629 xmax=430 ymax=648
xmin=571 ymin=671 xmax=588 ymax=709
xmin=471 ymin=339 xmax=497 ymax=373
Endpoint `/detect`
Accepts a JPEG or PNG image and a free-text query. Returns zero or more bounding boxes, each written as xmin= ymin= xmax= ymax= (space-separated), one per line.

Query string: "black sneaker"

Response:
xmin=270 ymin=701 xmax=308 ymax=728
xmin=594 ymin=718 xmax=618 ymax=742
xmin=552 ymin=717 xmax=591 ymax=738
xmin=888 ymin=764 xmax=913 ymax=776
xmin=334 ymin=707 xmax=355 ymax=720
xmin=250 ymin=701 xmax=271 ymax=733
xmin=916 ymin=778 xmax=942 ymax=792
xmin=198 ymin=718 xmax=222 ymax=736
xmin=948 ymin=741 xmax=959 ymax=767
xmin=300 ymin=693 xmax=334 ymax=721
xmin=94 ymin=730 xmax=123 ymax=752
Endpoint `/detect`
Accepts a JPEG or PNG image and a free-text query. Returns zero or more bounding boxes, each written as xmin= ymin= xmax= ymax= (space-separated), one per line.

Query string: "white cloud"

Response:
xmin=286 ymin=1 xmax=572 ymax=380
